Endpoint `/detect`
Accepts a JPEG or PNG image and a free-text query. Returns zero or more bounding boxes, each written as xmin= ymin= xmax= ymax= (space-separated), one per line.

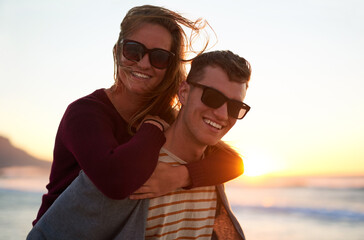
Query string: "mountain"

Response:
xmin=0 ymin=136 xmax=51 ymax=169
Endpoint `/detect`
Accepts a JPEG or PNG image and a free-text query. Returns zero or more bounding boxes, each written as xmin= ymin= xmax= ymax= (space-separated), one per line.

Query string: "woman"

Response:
xmin=32 ymin=4 xmax=243 ymax=226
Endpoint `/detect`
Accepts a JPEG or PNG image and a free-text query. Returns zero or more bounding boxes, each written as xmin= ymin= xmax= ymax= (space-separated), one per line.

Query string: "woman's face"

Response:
xmin=118 ymin=23 xmax=173 ymax=97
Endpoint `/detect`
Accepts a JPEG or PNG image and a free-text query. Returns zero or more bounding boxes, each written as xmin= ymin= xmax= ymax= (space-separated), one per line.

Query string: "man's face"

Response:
xmin=180 ymin=65 xmax=247 ymax=147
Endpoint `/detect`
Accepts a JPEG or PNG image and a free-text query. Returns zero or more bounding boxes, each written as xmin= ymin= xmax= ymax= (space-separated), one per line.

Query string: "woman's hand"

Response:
xmin=129 ymin=162 xmax=191 ymax=199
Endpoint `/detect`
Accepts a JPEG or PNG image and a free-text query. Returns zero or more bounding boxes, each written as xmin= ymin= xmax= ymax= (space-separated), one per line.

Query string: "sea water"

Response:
xmin=0 ymin=188 xmax=42 ymax=240
xmin=226 ymin=187 xmax=364 ymax=240
xmin=1 ymin=181 xmax=364 ymax=239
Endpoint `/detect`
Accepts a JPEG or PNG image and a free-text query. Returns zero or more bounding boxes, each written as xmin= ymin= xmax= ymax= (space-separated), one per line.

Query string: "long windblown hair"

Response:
xmin=112 ymin=5 xmax=211 ymax=133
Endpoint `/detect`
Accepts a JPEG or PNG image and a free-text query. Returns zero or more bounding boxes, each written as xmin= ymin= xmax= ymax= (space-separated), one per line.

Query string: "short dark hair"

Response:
xmin=186 ymin=50 xmax=251 ymax=88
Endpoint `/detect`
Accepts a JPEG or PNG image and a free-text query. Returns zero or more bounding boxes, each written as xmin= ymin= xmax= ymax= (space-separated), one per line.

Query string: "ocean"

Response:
xmin=1 ymin=176 xmax=364 ymax=240
xmin=226 ymin=186 xmax=364 ymax=240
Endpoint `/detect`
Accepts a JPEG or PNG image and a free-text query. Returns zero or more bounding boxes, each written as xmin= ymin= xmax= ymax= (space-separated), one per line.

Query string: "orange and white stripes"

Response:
xmin=145 ymin=148 xmax=217 ymax=239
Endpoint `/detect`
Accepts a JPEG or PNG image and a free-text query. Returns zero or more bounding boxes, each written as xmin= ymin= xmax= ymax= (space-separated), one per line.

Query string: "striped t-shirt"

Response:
xmin=145 ymin=148 xmax=217 ymax=239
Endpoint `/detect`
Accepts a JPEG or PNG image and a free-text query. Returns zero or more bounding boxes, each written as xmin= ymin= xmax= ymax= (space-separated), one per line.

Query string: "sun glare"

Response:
xmin=244 ymin=162 xmax=271 ymax=177
xmin=241 ymin=151 xmax=279 ymax=177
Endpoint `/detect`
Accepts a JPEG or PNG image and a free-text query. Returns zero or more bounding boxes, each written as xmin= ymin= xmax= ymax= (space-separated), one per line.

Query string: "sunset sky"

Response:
xmin=1 ymin=0 xmax=363 ymax=178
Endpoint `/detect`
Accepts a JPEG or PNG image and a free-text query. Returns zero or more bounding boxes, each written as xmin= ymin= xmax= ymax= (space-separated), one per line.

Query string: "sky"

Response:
xmin=0 ymin=0 xmax=363 ymax=178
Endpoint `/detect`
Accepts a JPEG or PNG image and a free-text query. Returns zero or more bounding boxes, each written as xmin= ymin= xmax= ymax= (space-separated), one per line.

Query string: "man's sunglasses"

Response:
xmin=188 ymin=82 xmax=250 ymax=119
xmin=122 ymin=39 xmax=175 ymax=69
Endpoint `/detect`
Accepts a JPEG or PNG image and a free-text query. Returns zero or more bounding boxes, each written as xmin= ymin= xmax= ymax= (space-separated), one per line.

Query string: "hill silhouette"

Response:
xmin=0 ymin=136 xmax=51 ymax=169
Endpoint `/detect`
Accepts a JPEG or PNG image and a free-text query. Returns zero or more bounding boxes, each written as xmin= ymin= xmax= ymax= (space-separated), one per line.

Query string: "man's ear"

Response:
xmin=178 ymin=81 xmax=190 ymax=106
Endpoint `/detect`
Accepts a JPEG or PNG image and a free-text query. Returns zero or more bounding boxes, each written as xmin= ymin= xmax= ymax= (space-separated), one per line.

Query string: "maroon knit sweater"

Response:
xmin=33 ymin=89 xmax=243 ymax=225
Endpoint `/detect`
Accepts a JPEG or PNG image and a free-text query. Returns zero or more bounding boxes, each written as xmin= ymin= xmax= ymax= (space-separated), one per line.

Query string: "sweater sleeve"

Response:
xmin=185 ymin=149 xmax=244 ymax=188
xmin=59 ymin=99 xmax=166 ymax=199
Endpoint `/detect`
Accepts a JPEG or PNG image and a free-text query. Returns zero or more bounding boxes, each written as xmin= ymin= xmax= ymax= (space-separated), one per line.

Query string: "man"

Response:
xmin=28 ymin=50 xmax=251 ymax=240
xmin=143 ymin=50 xmax=251 ymax=240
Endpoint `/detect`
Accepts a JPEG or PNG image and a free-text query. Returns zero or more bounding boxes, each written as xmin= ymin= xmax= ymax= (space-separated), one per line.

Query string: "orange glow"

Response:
xmin=240 ymin=150 xmax=282 ymax=177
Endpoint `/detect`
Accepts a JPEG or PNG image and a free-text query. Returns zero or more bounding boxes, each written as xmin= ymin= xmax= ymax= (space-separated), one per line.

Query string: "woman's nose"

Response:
xmin=137 ymin=53 xmax=151 ymax=69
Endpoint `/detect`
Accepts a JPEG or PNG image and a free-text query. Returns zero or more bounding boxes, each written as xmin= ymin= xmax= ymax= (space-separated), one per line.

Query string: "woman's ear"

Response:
xmin=178 ymin=81 xmax=190 ymax=106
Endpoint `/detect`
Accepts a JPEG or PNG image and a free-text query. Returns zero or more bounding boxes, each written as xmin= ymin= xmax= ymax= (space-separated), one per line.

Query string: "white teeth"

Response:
xmin=204 ymin=119 xmax=222 ymax=130
xmin=132 ymin=71 xmax=150 ymax=79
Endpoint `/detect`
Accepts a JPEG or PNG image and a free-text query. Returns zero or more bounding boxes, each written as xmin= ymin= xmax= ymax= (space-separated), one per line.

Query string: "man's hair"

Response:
xmin=186 ymin=50 xmax=251 ymax=88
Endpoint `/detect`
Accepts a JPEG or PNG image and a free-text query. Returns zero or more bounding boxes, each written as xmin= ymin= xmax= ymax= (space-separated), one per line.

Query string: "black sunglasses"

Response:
xmin=122 ymin=39 xmax=175 ymax=69
xmin=188 ymin=81 xmax=250 ymax=119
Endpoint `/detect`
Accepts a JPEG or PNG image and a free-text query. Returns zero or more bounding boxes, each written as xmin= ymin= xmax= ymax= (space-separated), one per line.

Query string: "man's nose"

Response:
xmin=212 ymin=102 xmax=229 ymax=120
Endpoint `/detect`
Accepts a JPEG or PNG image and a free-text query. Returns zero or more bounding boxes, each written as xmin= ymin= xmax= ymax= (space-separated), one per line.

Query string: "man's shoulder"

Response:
xmin=159 ymin=148 xmax=186 ymax=165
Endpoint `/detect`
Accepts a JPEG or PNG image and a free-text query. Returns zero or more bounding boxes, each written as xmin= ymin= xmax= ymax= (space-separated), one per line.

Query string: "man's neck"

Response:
xmin=163 ymin=118 xmax=207 ymax=163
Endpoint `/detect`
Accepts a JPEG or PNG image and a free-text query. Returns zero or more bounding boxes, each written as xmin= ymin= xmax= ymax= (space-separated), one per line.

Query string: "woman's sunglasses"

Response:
xmin=188 ymin=81 xmax=250 ymax=119
xmin=122 ymin=39 xmax=175 ymax=69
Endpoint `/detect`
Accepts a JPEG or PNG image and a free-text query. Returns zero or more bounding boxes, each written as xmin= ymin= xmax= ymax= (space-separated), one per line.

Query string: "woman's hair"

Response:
xmin=112 ymin=5 xmax=211 ymax=133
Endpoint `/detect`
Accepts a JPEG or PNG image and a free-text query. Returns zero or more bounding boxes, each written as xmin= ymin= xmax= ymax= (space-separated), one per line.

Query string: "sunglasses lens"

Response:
xmin=228 ymin=101 xmax=245 ymax=119
xmin=149 ymin=50 xmax=172 ymax=69
xmin=123 ymin=40 xmax=173 ymax=69
xmin=201 ymin=88 xmax=225 ymax=109
xmin=190 ymin=82 xmax=250 ymax=119
xmin=202 ymin=87 xmax=249 ymax=119
xmin=123 ymin=42 xmax=144 ymax=62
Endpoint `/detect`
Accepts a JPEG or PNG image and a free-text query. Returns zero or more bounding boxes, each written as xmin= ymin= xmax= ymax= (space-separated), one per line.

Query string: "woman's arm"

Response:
xmin=58 ymin=98 xmax=166 ymax=199
xmin=130 ymin=141 xmax=243 ymax=199
xmin=186 ymin=146 xmax=244 ymax=187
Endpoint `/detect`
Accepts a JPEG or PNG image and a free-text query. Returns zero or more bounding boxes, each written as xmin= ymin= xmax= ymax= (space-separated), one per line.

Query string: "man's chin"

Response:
xmin=202 ymin=138 xmax=220 ymax=147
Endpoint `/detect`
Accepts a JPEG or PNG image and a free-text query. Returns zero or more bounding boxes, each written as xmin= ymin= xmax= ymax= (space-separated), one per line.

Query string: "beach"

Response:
xmin=1 ymin=175 xmax=364 ymax=240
